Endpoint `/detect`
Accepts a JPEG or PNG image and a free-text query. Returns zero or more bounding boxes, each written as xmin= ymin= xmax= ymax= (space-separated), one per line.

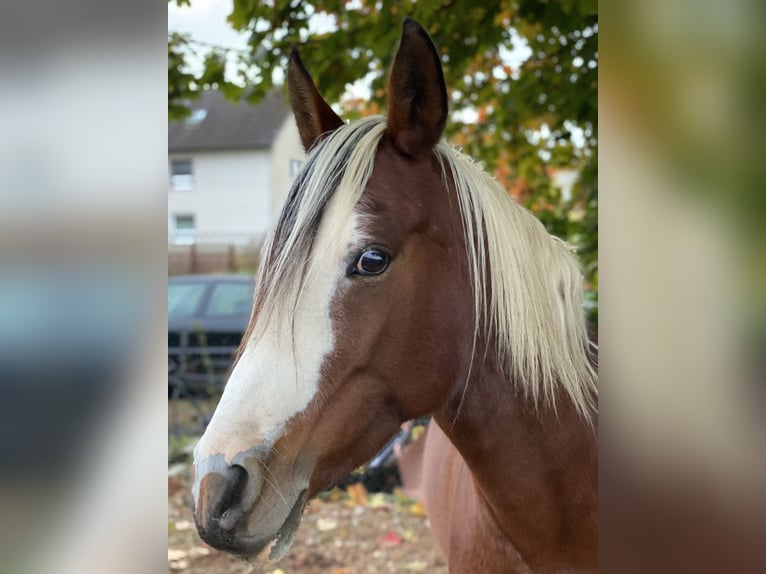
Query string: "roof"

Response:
xmin=168 ymin=90 xmax=291 ymax=152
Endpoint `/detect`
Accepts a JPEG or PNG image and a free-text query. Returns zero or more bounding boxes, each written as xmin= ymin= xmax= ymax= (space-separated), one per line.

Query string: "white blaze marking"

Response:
xmin=193 ymin=194 xmax=359 ymax=471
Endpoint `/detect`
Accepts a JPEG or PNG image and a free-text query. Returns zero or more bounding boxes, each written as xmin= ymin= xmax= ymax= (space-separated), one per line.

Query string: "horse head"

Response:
xmin=192 ymin=19 xmax=475 ymax=559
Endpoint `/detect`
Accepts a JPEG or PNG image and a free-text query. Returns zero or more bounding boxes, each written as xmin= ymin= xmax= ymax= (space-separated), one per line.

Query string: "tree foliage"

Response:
xmin=168 ymin=0 xmax=598 ymax=320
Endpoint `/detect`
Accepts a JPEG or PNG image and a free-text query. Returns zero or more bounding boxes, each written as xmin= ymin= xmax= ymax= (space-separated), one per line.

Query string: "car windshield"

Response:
xmin=168 ymin=282 xmax=207 ymax=322
xmin=204 ymin=282 xmax=253 ymax=317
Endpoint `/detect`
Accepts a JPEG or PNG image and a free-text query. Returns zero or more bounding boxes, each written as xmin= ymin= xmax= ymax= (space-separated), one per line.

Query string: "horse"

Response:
xmin=192 ymin=18 xmax=598 ymax=573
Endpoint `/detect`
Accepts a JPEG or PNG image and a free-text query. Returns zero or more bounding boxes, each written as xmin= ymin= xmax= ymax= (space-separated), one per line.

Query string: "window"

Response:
xmin=172 ymin=214 xmax=196 ymax=244
xmin=168 ymin=282 xmax=207 ymax=322
xmin=289 ymin=159 xmax=303 ymax=178
xmin=171 ymin=159 xmax=192 ymax=176
xmin=170 ymin=158 xmax=194 ymax=191
xmin=185 ymin=109 xmax=207 ymax=125
xmin=174 ymin=214 xmax=195 ymax=230
xmin=204 ymin=282 xmax=253 ymax=317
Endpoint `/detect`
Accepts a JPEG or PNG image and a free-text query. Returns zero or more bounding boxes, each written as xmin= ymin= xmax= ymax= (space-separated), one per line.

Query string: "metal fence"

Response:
xmin=168 ymin=331 xmax=236 ymax=438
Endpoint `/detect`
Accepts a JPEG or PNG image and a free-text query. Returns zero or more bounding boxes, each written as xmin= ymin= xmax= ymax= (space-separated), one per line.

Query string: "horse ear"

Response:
xmin=287 ymin=47 xmax=345 ymax=152
xmin=386 ymin=18 xmax=448 ymax=156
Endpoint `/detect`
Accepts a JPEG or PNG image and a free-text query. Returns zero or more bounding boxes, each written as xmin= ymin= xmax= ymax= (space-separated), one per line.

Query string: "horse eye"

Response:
xmin=352 ymin=248 xmax=390 ymax=276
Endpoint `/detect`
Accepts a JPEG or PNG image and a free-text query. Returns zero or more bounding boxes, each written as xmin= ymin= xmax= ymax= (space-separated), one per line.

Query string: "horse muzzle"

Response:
xmin=192 ymin=452 xmax=310 ymax=560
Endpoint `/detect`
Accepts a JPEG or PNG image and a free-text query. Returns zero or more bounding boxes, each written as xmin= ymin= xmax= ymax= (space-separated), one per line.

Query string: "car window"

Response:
xmin=204 ymin=282 xmax=253 ymax=317
xmin=168 ymin=283 xmax=207 ymax=321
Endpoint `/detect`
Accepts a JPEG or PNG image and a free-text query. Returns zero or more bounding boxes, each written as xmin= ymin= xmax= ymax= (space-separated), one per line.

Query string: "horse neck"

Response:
xmin=432 ymin=353 xmax=598 ymax=570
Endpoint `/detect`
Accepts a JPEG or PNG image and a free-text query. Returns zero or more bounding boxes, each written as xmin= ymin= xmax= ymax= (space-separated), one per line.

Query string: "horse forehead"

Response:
xmin=360 ymin=144 xmax=441 ymax=222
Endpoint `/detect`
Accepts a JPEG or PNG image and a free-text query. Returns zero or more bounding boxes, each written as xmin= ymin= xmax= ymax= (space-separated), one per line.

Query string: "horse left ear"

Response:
xmin=386 ymin=18 xmax=448 ymax=156
xmin=287 ymin=47 xmax=345 ymax=152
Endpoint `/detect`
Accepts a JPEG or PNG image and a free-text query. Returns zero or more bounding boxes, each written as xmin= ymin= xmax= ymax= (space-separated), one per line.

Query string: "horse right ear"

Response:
xmin=287 ymin=48 xmax=345 ymax=152
xmin=386 ymin=18 xmax=448 ymax=157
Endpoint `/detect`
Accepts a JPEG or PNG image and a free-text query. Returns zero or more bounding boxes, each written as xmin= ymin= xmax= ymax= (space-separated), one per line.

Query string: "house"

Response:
xmin=168 ymin=91 xmax=305 ymax=246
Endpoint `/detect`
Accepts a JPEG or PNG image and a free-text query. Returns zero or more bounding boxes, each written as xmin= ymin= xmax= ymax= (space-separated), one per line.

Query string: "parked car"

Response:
xmin=168 ymin=274 xmax=255 ymax=396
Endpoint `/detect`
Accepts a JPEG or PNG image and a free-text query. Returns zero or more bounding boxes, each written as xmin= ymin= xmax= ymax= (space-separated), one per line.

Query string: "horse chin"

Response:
xmin=249 ymin=489 xmax=308 ymax=562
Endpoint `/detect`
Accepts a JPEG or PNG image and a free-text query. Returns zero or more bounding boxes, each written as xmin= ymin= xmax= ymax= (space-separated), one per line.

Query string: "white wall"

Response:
xmin=168 ymin=149 xmax=271 ymax=243
xmin=269 ymin=115 xmax=305 ymax=224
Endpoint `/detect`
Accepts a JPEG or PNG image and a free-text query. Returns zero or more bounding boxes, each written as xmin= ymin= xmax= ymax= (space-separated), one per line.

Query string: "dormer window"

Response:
xmin=185 ymin=109 xmax=207 ymax=125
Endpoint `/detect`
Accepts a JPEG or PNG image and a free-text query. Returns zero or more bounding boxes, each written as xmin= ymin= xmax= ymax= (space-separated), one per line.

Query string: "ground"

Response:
xmin=168 ymin=397 xmax=445 ymax=574
xmin=168 ymin=463 xmax=447 ymax=574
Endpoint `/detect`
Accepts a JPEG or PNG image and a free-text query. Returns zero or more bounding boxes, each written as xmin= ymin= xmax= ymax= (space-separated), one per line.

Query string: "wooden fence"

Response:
xmin=168 ymin=242 xmax=261 ymax=275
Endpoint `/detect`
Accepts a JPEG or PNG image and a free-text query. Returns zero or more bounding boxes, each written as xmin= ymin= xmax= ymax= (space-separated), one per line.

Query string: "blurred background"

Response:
xmin=600 ymin=1 xmax=766 ymax=571
xmin=168 ymin=0 xmax=599 ymax=314
xmin=0 ymin=0 xmax=763 ymax=572
xmin=0 ymin=1 xmax=167 ymax=573
xmin=167 ymin=2 xmax=597 ymax=571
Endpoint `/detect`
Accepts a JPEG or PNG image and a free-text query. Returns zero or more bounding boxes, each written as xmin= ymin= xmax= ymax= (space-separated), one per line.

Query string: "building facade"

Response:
xmin=168 ymin=91 xmax=304 ymax=246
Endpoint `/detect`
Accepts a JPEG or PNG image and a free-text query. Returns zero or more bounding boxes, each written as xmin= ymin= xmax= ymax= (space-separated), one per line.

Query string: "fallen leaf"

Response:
xmin=168 ymin=476 xmax=183 ymax=496
xmin=188 ymin=546 xmax=210 ymax=557
xmin=406 ymin=560 xmax=428 ymax=571
xmin=368 ymin=492 xmax=389 ymax=509
xmin=292 ymin=552 xmax=309 ymax=567
xmin=377 ymin=531 xmax=403 ymax=547
xmin=392 ymin=488 xmax=413 ymax=506
xmin=174 ymin=519 xmax=193 ymax=531
xmin=167 ymin=549 xmax=187 ymax=561
xmin=346 ymin=482 xmax=368 ymax=506
xmin=409 ymin=501 xmax=427 ymax=517
xmin=169 ymin=558 xmax=189 ymax=570
xmin=326 ymin=487 xmax=345 ymax=502
xmin=398 ymin=528 xmax=418 ymax=543
xmin=269 ymin=569 xmax=285 ymax=574
xmin=317 ymin=517 xmax=338 ymax=531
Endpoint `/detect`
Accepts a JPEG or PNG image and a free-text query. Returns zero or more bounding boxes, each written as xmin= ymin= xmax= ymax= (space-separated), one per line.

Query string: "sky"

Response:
xmin=168 ymin=0 xmax=530 ymax=107
xmin=168 ymin=0 xmax=247 ymax=51
xmin=168 ymin=0 xmax=337 ymax=88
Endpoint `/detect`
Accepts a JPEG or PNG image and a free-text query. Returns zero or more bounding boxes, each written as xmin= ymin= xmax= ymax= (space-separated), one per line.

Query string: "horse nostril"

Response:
xmin=194 ymin=459 xmax=262 ymax=548
xmin=215 ymin=464 xmax=248 ymax=524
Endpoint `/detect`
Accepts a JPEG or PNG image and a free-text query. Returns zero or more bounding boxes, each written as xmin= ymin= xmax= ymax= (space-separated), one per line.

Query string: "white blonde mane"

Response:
xmin=256 ymin=115 xmax=597 ymax=420
xmin=434 ymin=141 xmax=598 ymax=421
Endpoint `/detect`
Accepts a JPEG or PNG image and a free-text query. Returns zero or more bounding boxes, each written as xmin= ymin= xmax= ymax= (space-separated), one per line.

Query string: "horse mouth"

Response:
xmin=254 ymin=489 xmax=308 ymax=561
